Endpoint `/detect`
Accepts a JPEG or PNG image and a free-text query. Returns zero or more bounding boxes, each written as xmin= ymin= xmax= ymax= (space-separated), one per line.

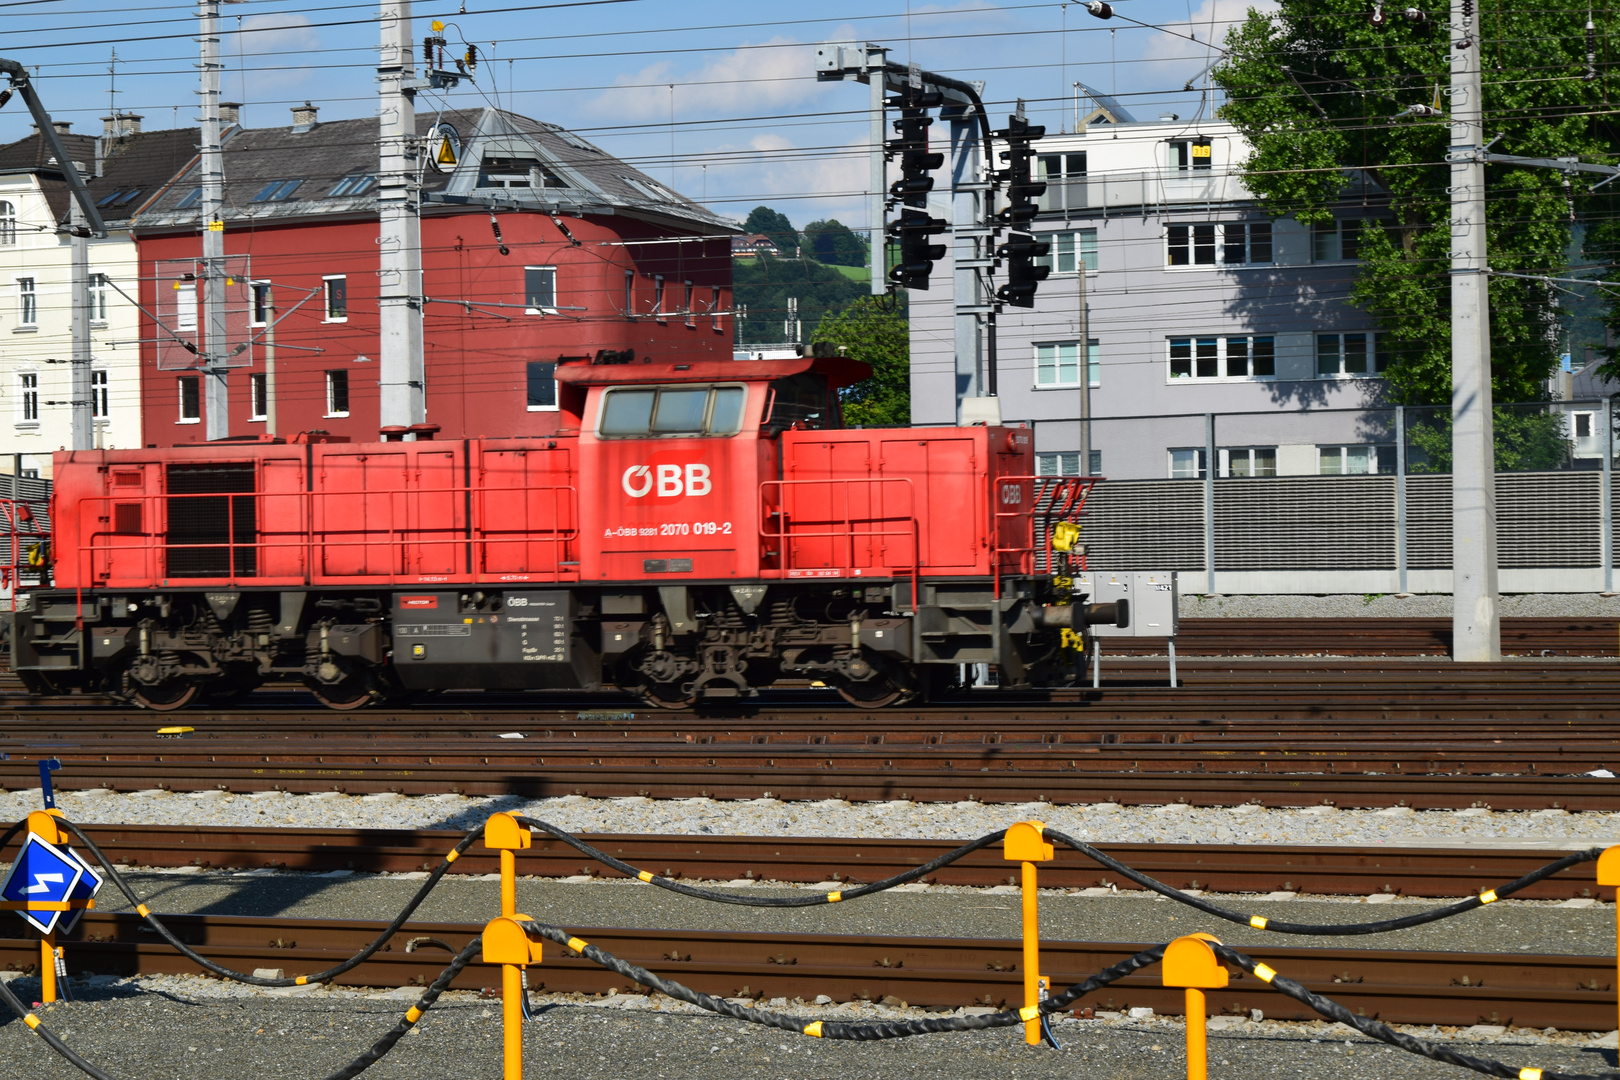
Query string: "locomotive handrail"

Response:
xmin=67 ymin=481 xmax=582 ymax=589
xmin=758 ymin=477 xmax=920 ymax=609
xmin=989 ymin=475 xmax=1101 ymax=596
xmin=0 ymin=496 xmax=51 ymax=611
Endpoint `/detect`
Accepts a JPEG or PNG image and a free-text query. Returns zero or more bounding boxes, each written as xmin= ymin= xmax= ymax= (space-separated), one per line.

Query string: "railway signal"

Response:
xmin=994 ymin=114 xmax=1050 ymax=308
xmin=885 ymin=89 xmax=949 ymax=291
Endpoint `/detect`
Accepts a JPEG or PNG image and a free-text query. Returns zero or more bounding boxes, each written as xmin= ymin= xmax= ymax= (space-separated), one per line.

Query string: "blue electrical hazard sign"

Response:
xmin=0 ymin=833 xmax=96 ymax=935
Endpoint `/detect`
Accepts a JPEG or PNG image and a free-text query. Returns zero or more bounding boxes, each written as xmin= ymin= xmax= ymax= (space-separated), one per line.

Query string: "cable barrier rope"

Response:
xmin=0 ymin=814 xmax=1613 ymax=1080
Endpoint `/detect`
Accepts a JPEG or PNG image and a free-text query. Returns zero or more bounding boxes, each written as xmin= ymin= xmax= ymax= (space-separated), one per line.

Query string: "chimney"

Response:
xmin=219 ymin=102 xmax=240 ymax=126
xmin=100 ymin=113 xmax=142 ymax=138
xmin=291 ymin=102 xmax=318 ymax=133
xmin=52 ymin=120 xmax=71 ymax=135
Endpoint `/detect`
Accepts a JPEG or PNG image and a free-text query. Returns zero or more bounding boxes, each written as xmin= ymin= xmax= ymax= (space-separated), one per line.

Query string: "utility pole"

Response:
xmin=199 ymin=0 xmax=229 ymax=442
xmin=1449 ymin=0 xmax=1500 ymax=660
xmin=69 ymin=199 xmax=90 ymax=450
xmin=378 ymin=0 xmax=426 ymax=428
xmin=865 ymin=44 xmax=887 ymax=296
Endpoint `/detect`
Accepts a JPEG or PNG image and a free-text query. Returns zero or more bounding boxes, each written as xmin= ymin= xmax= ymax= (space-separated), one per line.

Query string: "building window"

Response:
xmin=325 ymin=370 xmax=349 ymax=417
xmin=249 ymin=372 xmax=267 ymax=421
xmin=652 ymin=275 xmax=665 ymax=318
xmin=1036 ymin=229 xmax=1098 ymax=274
xmin=91 ymin=369 xmax=108 ymax=418
xmin=684 ymin=281 xmax=695 ymax=327
xmin=1169 ymin=139 xmax=1213 ymax=171
xmin=328 ymin=175 xmax=376 ymax=197
xmin=1037 ymin=152 xmax=1087 ymax=213
xmin=90 ymin=273 xmax=108 ymax=322
xmin=1034 ymin=340 xmax=1100 ymax=388
xmin=16 ymin=372 xmax=38 ymax=424
xmin=1169 ymin=447 xmax=1207 ymax=479
xmin=624 ymin=270 xmax=635 ymax=318
xmin=17 ymin=278 xmax=35 ymax=326
xmin=1222 ymin=447 xmax=1277 ymax=477
xmin=1319 ymin=444 xmax=1396 ymax=475
xmin=1314 ymin=219 xmax=1362 ymax=262
xmin=1317 ymin=332 xmax=1387 ymax=377
xmin=1167 ymin=222 xmax=1270 ymax=267
xmin=0 ymin=201 xmax=15 ymax=246
xmin=251 ymin=179 xmax=302 ymax=203
xmin=1168 ymin=335 xmax=1274 ymax=381
xmin=526 ymin=361 xmax=557 ymax=411
xmin=1037 ymin=450 xmax=1102 ymax=476
xmin=1574 ymin=411 xmax=1594 ymax=439
xmin=251 ymin=281 xmax=272 ymax=325
xmin=324 ymin=276 xmax=347 ymax=321
xmin=177 ymin=375 xmax=200 ymax=422
xmin=711 ymin=285 xmax=722 ymax=331
xmin=524 ymin=267 xmax=556 ymax=313
xmin=174 ymin=187 xmax=203 ymax=210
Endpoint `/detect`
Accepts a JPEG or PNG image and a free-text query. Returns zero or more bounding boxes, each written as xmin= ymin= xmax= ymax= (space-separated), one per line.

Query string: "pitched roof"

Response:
xmin=82 ymin=127 xmax=203 ymax=225
xmin=0 ymin=131 xmax=99 ymax=222
xmin=135 ymin=107 xmax=737 ymax=234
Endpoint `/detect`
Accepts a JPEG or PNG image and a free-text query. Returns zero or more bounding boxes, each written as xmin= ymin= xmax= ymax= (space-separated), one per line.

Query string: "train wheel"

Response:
xmin=132 ymin=680 xmax=202 ymax=712
xmin=833 ymin=674 xmax=909 ymax=710
xmin=305 ymin=674 xmax=377 ymax=711
xmin=636 ymin=682 xmax=697 ymax=710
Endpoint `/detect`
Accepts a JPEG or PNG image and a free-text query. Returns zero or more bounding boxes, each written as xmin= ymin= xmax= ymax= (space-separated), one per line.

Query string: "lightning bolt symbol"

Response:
xmin=22 ymin=872 xmax=64 ymax=894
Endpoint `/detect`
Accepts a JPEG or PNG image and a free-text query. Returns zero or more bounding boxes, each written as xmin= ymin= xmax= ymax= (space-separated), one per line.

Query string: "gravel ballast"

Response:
xmin=1 ymin=789 xmax=1615 ymax=849
xmin=1178 ymin=592 xmax=1620 ymax=618
xmin=0 ymin=975 xmax=1615 ymax=1080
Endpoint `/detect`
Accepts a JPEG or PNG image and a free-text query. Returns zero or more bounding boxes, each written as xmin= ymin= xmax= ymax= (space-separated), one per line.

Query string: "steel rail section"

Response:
xmin=0 ymin=912 xmax=1610 ymax=1030
xmin=46 ymin=825 xmax=1615 ymax=900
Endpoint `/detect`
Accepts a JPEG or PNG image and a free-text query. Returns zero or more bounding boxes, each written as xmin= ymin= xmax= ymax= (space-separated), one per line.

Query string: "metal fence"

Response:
xmin=1028 ymin=400 xmax=1619 ymax=595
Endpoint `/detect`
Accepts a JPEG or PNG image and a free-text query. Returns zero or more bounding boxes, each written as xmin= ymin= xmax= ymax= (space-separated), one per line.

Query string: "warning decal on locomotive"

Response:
xmin=399 ymin=595 xmax=439 ymax=609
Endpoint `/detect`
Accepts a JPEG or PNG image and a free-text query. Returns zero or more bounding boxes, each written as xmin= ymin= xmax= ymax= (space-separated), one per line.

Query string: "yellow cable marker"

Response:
xmin=1479 ymin=889 xmax=1498 ymax=904
xmin=405 ymin=1006 xmax=423 ymax=1024
xmin=136 ymin=904 xmax=150 ymax=917
xmin=802 ymin=1021 xmax=823 ymax=1037
xmin=567 ymin=937 xmax=589 ymax=953
xmin=445 ymin=850 xmax=460 ymax=864
xmin=295 ymin=976 xmax=309 ymax=985
xmin=1249 ymin=915 xmax=1268 ymax=929
xmin=1019 ymin=1004 xmax=1041 ymax=1021
xmin=1253 ymin=963 xmax=1277 ymax=983
xmin=1519 ymin=1070 xmax=1542 ymax=1080
xmin=638 ymin=871 xmax=654 ymax=883
xmin=24 ymin=1014 xmax=40 ymax=1029
xmin=827 ymin=891 xmax=843 ymax=903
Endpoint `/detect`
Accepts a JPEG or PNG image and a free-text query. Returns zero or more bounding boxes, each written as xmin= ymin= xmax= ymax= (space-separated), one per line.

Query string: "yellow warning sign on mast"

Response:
xmin=429 ymin=123 xmax=461 ymax=173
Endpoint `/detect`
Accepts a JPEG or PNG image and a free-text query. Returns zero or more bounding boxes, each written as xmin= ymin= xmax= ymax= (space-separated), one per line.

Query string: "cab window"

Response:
xmin=599 ymin=384 xmax=745 ymax=438
xmin=764 ymin=373 xmax=834 ymax=435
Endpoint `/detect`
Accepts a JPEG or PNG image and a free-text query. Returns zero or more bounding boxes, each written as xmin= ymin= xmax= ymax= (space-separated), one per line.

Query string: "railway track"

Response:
xmin=1 ymin=911 xmax=1609 ymax=1030
xmin=52 ymin=824 xmax=1615 ymax=900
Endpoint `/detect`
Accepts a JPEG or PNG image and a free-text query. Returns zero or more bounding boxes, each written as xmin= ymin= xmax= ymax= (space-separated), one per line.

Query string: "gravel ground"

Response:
xmin=1178 ymin=593 xmax=1620 ymax=618
xmin=0 ymin=974 xmax=1615 ymax=1080
xmin=3 ymin=789 xmax=1616 ymax=849
xmin=63 ymin=870 xmax=1616 ymax=955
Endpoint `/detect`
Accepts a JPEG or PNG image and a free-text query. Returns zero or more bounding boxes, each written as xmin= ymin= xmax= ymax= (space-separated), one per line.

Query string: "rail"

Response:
xmin=1 ymin=809 xmax=1617 ymax=1080
xmin=66 ymin=481 xmax=581 ymax=590
xmin=759 ymin=477 xmax=920 ymax=607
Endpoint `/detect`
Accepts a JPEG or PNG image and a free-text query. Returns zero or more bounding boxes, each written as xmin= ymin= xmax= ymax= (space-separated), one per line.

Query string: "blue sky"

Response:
xmin=0 ymin=0 xmax=1259 ymax=231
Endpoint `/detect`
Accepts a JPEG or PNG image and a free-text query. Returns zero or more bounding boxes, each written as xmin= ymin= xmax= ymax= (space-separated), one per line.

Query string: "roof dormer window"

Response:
xmin=478 ymin=156 xmax=569 ymax=189
xmin=251 ymin=179 xmax=302 ymax=203
xmin=328 ymin=175 xmax=377 ymax=197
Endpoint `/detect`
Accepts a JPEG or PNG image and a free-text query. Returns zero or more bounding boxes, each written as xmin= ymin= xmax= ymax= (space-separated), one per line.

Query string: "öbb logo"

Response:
xmin=622 ymin=464 xmax=713 ymax=498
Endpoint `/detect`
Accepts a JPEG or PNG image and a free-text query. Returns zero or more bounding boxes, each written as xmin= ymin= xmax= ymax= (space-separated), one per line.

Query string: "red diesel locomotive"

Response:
xmin=8 ymin=351 xmax=1124 ymax=710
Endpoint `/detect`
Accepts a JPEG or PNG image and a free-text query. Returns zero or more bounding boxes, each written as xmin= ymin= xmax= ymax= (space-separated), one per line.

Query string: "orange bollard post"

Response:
xmin=27 ymin=809 xmax=64 ymax=1004
xmin=1597 ymin=846 xmax=1620 ymax=1038
xmin=1005 ymin=820 xmax=1055 ymax=1045
xmin=482 ymin=915 xmax=544 ymax=1080
xmin=1163 ymin=934 xmax=1229 ymax=1080
xmin=483 ymin=812 xmax=531 ymax=919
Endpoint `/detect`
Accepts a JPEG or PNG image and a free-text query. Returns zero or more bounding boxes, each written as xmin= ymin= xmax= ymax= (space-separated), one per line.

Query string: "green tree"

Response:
xmin=1405 ymin=406 xmax=1573 ymax=472
xmin=802 ymin=218 xmax=868 ymax=266
xmin=813 ymin=296 xmax=910 ymax=426
xmin=1213 ymin=0 xmax=1619 ymax=405
xmin=743 ymin=205 xmax=800 ymax=255
xmin=732 ymin=255 xmax=867 ymax=346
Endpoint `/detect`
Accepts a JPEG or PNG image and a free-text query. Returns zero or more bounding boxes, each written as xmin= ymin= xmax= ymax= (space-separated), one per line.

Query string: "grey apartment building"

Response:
xmin=910 ymin=113 xmax=1389 ymax=483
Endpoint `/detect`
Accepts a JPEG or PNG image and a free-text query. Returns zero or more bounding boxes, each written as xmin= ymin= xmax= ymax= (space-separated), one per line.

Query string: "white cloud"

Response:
xmin=581 ymin=37 xmax=841 ymax=124
xmin=231 ymin=13 xmax=321 ymax=55
xmin=1142 ymin=0 xmax=1278 ymax=61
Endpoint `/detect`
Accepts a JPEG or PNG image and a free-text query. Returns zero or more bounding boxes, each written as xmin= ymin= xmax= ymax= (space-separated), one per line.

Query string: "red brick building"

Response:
xmin=132 ymin=106 xmax=735 ymax=443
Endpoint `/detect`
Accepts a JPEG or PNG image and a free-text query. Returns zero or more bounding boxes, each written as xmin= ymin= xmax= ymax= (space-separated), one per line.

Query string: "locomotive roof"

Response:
xmin=554 ymin=354 xmax=871 ymax=389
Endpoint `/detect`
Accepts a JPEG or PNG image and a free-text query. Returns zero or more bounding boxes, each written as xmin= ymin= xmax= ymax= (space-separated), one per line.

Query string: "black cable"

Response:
xmin=321 ymin=936 xmax=482 ymax=1080
xmin=0 ymin=972 xmax=117 ymax=1080
xmin=523 ymin=917 xmax=1165 ymax=1040
xmin=515 ymin=815 xmax=1007 ymax=906
xmin=52 ymin=816 xmax=484 ymax=987
xmin=1211 ymin=942 xmax=1620 ymax=1080
xmin=1046 ymin=829 xmax=1604 ymax=937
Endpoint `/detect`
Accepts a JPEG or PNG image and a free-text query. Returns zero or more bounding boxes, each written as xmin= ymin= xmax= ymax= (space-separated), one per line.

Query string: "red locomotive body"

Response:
xmin=13 ymin=353 xmax=1118 ymax=710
